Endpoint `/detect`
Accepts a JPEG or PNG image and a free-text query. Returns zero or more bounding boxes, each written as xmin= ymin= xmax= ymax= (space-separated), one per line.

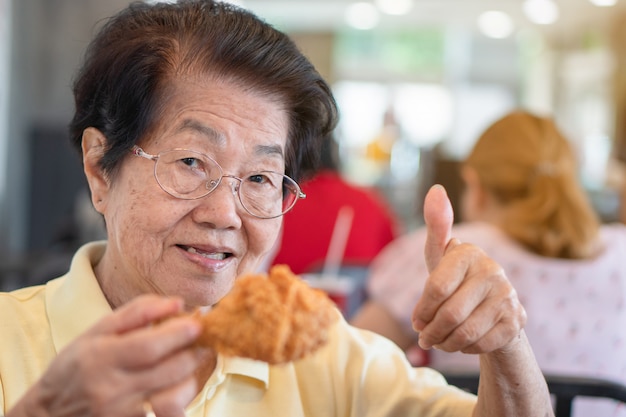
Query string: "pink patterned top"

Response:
xmin=367 ymin=221 xmax=626 ymax=417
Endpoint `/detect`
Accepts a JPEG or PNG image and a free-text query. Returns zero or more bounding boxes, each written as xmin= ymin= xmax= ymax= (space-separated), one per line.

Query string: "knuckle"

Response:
xmin=453 ymin=323 xmax=480 ymax=346
xmin=502 ymin=291 xmax=518 ymax=310
xmin=484 ymin=263 xmax=507 ymax=284
xmin=499 ymin=288 xmax=523 ymax=319
xmin=139 ymin=342 xmax=165 ymax=362
xmin=437 ymin=304 xmax=464 ymax=328
xmin=462 ymin=243 xmax=489 ymax=262
xmin=518 ymin=304 xmax=528 ymax=327
xmin=427 ymin=280 xmax=453 ymax=301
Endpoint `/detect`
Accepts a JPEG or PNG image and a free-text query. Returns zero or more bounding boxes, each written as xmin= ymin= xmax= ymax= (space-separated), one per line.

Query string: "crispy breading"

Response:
xmin=194 ymin=264 xmax=339 ymax=364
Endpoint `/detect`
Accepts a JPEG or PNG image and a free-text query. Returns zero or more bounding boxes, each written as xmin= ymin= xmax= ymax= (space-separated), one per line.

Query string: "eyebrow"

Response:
xmin=256 ymin=143 xmax=284 ymax=159
xmin=177 ymin=118 xmax=285 ymax=159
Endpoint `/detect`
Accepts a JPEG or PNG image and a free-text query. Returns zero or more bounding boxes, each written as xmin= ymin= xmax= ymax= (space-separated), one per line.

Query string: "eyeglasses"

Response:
xmin=132 ymin=146 xmax=305 ymax=219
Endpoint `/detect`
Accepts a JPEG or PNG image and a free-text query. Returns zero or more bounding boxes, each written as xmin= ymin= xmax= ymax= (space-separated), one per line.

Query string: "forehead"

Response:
xmin=174 ymin=118 xmax=285 ymax=160
xmin=148 ymin=76 xmax=290 ymax=153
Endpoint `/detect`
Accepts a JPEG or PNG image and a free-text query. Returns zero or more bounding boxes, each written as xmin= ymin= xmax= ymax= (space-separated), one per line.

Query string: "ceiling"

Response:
xmin=241 ymin=0 xmax=626 ymax=42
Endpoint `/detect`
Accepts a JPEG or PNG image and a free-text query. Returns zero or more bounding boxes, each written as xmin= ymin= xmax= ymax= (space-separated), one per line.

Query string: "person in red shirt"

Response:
xmin=270 ymin=136 xmax=402 ymax=275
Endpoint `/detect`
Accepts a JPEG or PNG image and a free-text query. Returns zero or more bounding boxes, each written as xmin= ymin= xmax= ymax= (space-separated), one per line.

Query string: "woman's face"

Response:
xmin=89 ymin=77 xmax=289 ymax=309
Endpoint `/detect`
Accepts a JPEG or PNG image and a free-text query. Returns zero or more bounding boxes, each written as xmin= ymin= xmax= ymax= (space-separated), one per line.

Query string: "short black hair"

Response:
xmin=69 ymin=0 xmax=338 ymax=182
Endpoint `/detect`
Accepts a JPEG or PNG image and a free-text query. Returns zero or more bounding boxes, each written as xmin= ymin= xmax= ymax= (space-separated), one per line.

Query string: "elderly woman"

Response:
xmin=1 ymin=2 xmax=552 ymax=417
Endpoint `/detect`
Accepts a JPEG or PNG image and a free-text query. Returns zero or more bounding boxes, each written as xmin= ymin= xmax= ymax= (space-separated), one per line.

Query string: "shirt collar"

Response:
xmin=223 ymin=356 xmax=269 ymax=387
xmin=45 ymin=241 xmax=111 ymax=352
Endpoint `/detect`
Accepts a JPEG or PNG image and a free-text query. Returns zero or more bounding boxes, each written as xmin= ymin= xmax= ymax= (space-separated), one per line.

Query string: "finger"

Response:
xmin=423 ymin=184 xmax=454 ymax=273
xmin=412 ymin=239 xmax=466 ymax=332
xmin=416 ymin=272 xmax=490 ymax=349
xmin=131 ymin=348 xmax=200 ymax=393
xmin=459 ymin=292 xmax=527 ymax=354
xmin=86 ymin=295 xmax=185 ymax=336
xmin=423 ymin=294 xmax=500 ymax=351
xmin=150 ymin=375 xmax=199 ymax=417
xmin=113 ymin=315 xmax=202 ymax=369
xmin=458 ymin=319 xmax=524 ymax=355
xmin=418 ymin=258 xmax=526 ymax=352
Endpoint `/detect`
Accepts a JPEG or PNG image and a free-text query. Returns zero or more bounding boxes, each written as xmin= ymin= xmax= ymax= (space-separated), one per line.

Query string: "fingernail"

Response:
xmin=431 ymin=184 xmax=447 ymax=195
xmin=418 ymin=339 xmax=432 ymax=350
xmin=412 ymin=319 xmax=425 ymax=332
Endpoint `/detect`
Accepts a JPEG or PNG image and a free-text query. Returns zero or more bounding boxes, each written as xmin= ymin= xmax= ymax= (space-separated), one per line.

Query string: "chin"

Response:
xmin=167 ymin=280 xmax=227 ymax=311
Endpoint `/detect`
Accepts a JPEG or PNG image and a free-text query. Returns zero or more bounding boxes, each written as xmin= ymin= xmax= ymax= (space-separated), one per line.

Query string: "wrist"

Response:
xmin=479 ymin=330 xmax=534 ymax=376
xmin=493 ymin=330 xmax=526 ymax=357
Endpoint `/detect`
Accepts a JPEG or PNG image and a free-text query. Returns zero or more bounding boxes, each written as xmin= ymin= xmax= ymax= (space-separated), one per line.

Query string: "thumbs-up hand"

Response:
xmin=412 ymin=185 xmax=527 ymax=354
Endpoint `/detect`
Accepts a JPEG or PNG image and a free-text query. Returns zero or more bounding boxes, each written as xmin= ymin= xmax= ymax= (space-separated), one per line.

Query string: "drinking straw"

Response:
xmin=321 ymin=205 xmax=354 ymax=279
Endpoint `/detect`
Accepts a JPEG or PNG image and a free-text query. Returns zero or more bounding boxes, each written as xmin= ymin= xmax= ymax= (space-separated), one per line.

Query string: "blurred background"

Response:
xmin=1 ymin=0 xmax=626 ymax=288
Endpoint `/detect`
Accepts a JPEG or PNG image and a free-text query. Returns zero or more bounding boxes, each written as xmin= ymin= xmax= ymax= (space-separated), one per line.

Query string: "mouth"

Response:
xmin=177 ymin=245 xmax=233 ymax=260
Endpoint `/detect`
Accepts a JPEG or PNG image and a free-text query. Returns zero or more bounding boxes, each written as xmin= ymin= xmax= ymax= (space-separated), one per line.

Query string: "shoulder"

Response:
xmin=0 ymin=282 xmax=51 ymax=343
xmin=451 ymin=222 xmax=521 ymax=255
xmin=453 ymin=222 xmax=505 ymax=240
xmin=590 ymin=223 xmax=626 ymax=261
xmin=0 ymin=284 xmax=48 ymax=316
xmin=0 ymin=282 xmax=55 ymax=337
xmin=0 ymin=282 xmax=58 ymax=409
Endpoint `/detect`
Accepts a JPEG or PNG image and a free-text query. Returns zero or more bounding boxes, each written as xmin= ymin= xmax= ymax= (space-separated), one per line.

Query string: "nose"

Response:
xmin=191 ymin=176 xmax=243 ymax=228
xmin=220 ymin=175 xmax=242 ymax=196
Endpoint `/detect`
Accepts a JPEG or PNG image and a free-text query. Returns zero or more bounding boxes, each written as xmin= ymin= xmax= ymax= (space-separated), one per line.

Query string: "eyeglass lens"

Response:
xmin=154 ymin=149 xmax=299 ymax=218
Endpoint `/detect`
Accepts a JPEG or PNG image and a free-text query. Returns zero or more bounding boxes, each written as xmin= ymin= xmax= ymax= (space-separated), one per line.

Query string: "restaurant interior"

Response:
xmin=1 ymin=0 xmax=626 ymax=291
xmin=4 ymin=2 xmax=626 ymax=415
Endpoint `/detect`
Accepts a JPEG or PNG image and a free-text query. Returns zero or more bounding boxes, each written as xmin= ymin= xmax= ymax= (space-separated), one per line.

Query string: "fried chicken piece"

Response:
xmin=194 ymin=264 xmax=339 ymax=364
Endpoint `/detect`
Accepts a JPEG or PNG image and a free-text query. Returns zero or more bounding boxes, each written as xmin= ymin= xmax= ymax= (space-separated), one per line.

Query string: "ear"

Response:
xmin=82 ymin=128 xmax=109 ymax=214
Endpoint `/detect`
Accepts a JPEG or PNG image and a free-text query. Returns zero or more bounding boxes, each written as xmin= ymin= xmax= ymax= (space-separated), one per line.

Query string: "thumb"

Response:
xmin=85 ymin=295 xmax=184 ymax=336
xmin=423 ymin=184 xmax=454 ymax=272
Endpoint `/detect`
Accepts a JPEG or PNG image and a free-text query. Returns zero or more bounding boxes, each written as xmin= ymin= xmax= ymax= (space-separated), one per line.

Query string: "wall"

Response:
xmin=0 ymin=0 xmax=10 ymax=252
xmin=2 ymin=0 xmax=129 ymax=254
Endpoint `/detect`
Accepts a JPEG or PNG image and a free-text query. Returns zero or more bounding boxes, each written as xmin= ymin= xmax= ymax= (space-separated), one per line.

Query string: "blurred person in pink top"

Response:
xmin=351 ymin=110 xmax=626 ymax=417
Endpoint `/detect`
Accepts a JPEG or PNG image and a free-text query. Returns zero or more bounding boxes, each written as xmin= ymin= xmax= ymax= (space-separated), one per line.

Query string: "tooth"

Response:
xmin=186 ymin=247 xmax=226 ymax=260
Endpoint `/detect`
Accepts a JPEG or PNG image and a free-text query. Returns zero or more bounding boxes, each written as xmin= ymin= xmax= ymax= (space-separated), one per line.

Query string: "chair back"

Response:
xmin=441 ymin=371 xmax=626 ymax=417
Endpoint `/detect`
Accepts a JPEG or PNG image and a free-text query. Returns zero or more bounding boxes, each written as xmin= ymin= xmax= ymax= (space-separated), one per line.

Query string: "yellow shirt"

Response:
xmin=0 ymin=242 xmax=476 ymax=416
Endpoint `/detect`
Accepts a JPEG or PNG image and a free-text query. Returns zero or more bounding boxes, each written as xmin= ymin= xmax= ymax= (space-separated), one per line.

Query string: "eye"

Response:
xmin=245 ymin=172 xmax=284 ymax=192
xmin=176 ymin=156 xmax=212 ymax=176
xmin=172 ymin=154 xmax=216 ymax=181
xmin=248 ymin=173 xmax=271 ymax=184
xmin=180 ymin=157 xmax=201 ymax=169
